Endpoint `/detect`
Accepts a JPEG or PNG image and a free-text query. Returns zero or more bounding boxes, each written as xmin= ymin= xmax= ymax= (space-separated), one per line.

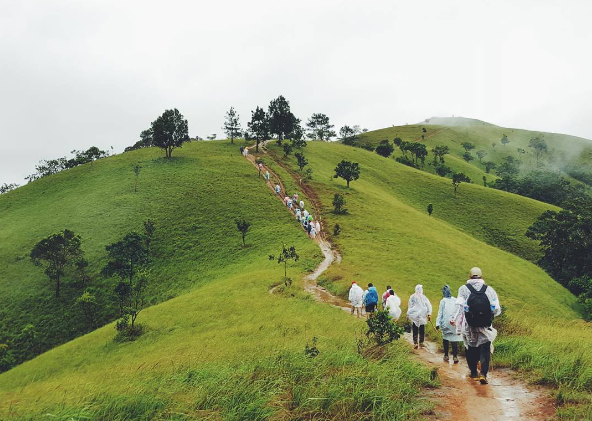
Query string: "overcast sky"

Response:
xmin=1 ymin=0 xmax=591 ymax=185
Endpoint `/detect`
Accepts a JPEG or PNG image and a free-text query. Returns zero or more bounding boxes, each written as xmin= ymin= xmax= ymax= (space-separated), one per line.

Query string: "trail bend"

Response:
xmin=243 ymin=142 xmax=555 ymax=421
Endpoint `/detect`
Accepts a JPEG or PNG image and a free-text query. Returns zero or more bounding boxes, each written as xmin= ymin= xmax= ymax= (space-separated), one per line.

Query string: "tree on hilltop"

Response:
xmin=529 ymin=137 xmax=548 ymax=165
xmin=340 ymin=125 xmax=362 ymax=145
xmin=500 ymin=134 xmax=510 ymax=146
xmin=223 ymin=107 xmax=242 ymax=144
xmin=334 ymin=160 xmax=360 ymax=188
xmin=306 ymin=113 xmax=336 ymax=141
xmin=268 ymin=96 xmax=299 ymax=145
xmin=295 ymin=152 xmax=308 ymax=171
xmin=375 ymin=139 xmax=395 ymax=158
xmin=152 ymin=109 xmax=189 ymax=158
xmin=247 ymin=106 xmax=269 ymax=153
xmin=432 ymin=145 xmax=449 ymax=164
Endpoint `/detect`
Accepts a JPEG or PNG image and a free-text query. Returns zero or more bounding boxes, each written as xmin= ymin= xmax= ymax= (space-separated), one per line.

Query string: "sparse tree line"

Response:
xmin=0 ymin=221 xmax=156 ymax=373
xmin=23 ymin=146 xmax=110 ymax=183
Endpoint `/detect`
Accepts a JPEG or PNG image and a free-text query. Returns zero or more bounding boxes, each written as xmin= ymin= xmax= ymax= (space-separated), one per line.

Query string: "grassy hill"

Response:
xmin=352 ymin=119 xmax=592 ymax=189
xmin=0 ymin=139 xmax=590 ymax=419
xmin=266 ymin=141 xmax=591 ymax=417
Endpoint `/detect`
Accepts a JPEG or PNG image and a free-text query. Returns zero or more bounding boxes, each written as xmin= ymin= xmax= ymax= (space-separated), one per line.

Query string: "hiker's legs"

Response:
xmin=443 ymin=339 xmax=450 ymax=356
xmin=466 ymin=346 xmax=479 ymax=375
xmin=479 ymin=342 xmax=491 ymax=377
xmin=412 ymin=324 xmax=419 ymax=344
xmin=419 ymin=324 xmax=425 ymax=343
xmin=451 ymin=342 xmax=459 ymax=358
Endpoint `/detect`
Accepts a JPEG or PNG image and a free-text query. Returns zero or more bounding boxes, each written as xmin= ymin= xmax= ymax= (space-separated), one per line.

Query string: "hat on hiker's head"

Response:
xmin=469 ymin=267 xmax=482 ymax=278
xmin=352 ymin=281 xmax=357 ymax=285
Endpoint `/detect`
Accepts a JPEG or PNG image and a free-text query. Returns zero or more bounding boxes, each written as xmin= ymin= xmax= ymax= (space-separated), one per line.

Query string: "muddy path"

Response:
xmin=243 ymin=144 xmax=555 ymax=421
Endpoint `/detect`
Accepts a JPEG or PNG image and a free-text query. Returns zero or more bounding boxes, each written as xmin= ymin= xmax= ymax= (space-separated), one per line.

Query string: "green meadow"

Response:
xmin=0 ymin=136 xmax=590 ymax=419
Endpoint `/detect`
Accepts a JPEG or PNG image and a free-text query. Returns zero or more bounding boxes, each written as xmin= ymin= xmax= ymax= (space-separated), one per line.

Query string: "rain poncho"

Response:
xmin=296 ymin=208 xmax=302 ymax=221
xmin=310 ymin=226 xmax=316 ymax=238
xmin=275 ymin=185 xmax=281 ymax=194
xmin=453 ymin=279 xmax=501 ymax=348
xmin=436 ymin=286 xmax=462 ymax=342
xmin=299 ymin=200 xmax=304 ymax=209
xmin=407 ymin=285 xmax=432 ymax=327
xmin=315 ymin=221 xmax=321 ymax=233
xmin=385 ymin=293 xmax=402 ymax=320
xmin=349 ymin=283 xmax=364 ymax=308
xmin=303 ymin=210 xmax=309 ymax=220
xmin=265 ymin=171 xmax=270 ymax=180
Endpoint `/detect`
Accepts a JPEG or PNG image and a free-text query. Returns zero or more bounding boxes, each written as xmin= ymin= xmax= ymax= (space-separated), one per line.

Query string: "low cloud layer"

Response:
xmin=1 ymin=0 xmax=591 ymax=184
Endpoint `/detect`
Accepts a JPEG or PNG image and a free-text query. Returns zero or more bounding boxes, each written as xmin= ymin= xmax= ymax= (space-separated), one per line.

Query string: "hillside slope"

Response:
xmin=1 ymin=140 xmax=590 ymax=419
xmin=353 ymin=120 xmax=592 ymax=188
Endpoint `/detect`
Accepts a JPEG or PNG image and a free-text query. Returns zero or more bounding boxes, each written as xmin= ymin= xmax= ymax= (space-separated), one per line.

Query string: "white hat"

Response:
xmin=469 ymin=267 xmax=482 ymax=278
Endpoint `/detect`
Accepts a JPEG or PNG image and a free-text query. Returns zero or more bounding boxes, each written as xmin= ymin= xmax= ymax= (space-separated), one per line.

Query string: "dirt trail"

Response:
xmin=242 ymin=144 xmax=555 ymax=421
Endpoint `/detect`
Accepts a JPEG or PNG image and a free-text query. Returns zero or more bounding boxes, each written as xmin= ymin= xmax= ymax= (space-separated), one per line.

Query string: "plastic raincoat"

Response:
xmin=385 ymin=293 xmax=402 ymax=320
xmin=349 ymin=283 xmax=364 ymax=308
xmin=407 ymin=285 xmax=432 ymax=327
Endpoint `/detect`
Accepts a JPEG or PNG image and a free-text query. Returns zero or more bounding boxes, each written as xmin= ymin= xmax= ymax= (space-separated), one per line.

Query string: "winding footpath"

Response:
xmin=244 ymin=144 xmax=555 ymax=421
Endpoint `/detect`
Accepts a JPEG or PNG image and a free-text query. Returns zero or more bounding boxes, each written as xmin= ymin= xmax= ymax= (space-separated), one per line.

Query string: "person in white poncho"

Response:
xmin=407 ymin=284 xmax=432 ymax=349
xmin=384 ymin=289 xmax=402 ymax=320
xmin=451 ymin=267 xmax=501 ymax=385
xmin=348 ymin=281 xmax=364 ymax=318
xmin=436 ymin=285 xmax=462 ymax=364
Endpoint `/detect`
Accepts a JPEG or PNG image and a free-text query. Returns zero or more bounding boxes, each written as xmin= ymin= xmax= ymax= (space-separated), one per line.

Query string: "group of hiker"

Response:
xmin=349 ymin=267 xmax=500 ymax=385
xmin=240 ymin=145 xmax=321 ymax=239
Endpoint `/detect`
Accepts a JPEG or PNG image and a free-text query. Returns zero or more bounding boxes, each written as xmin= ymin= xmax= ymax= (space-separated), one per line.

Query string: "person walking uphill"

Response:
xmin=349 ymin=281 xmax=364 ymax=318
xmin=363 ymin=283 xmax=379 ymax=315
xmin=436 ymin=285 xmax=462 ymax=364
xmin=407 ymin=285 xmax=432 ymax=349
xmin=451 ymin=267 xmax=501 ymax=385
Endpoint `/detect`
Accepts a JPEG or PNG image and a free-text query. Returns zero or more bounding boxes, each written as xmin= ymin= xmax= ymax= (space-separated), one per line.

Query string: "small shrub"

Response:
xmin=304 ymin=337 xmax=319 ymax=358
xmin=333 ymin=224 xmax=341 ymax=236
xmin=395 ymin=156 xmax=418 ymax=169
xmin=365 ymin=309 xmax=403 ymax=346
xmin=332 ymin=194 xmax=347 ymax=214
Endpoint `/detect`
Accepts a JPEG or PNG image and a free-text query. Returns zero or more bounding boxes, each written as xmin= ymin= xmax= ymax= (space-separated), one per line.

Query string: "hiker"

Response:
xmin=306 ymin=221 xmax=313 ymax=235
xmin=385 ymin=289 xmax=402 ymax=320
xmin=382 ymin=285 xmax=392 ymax=307
xmin=296 ymin=208 xmax=302 ymax=222
xmin=275 ymin=184 xmax=281 ymax=195
xmin=287 ymin=199 xmax=293 ymax=210
xmin=315 ymin=220 xmax=321 ymax=235
xmin=258 ymin=162 xmax=263 ymax=177
xmin=239 ymin=146 xmax=244 ymax=155
xmin=284 ymin=196 xmax=290 ymax=206
xmin=451 ymin=267 xmax=501 ymax=384
xmin=303 ymin=209 xmax=309 ymax=220
xmin=349 ymin=281 xmax=364 ymax=318
xmin=244 ymin=147 xmax=249 ymax=157
xmin=265 ymin=170 xmax=270 ymax=181
xmin=436 ymin=285 xmax=462 ymax=364
xmin=299 ymin=200 xmax=304 ymax=209
xmin=293 ymin=193 xmax=298 ymax=203
xmin=310 ymin=225 xmax=316 ymax=239
xmin=363 ymin=283 xmax=379 ymax=315
xmin=407 ymin=284 xmax=432 ymax=349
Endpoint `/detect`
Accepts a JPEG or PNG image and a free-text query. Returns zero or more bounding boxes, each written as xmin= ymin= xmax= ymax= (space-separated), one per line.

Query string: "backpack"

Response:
xmin=465 ymin=284 xmax=493 ymax=327
xmin=366 ymin=289 xmax=378 ymax=305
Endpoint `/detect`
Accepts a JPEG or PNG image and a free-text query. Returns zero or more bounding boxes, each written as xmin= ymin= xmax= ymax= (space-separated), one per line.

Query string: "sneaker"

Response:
xmin=414 ymin=343 xmax=419 ymax=349
xmin=469 ymin=372 xmax=480 ymax=380
xmin=443 ymin=355 xmax=450 ymax=362
xmin=453 ymin=357 xmax=459 ymax=364
xmin=419 ymin=342 xmax=424 ymax=348
xmin=479 ymin=375 xmax=488 ymax=385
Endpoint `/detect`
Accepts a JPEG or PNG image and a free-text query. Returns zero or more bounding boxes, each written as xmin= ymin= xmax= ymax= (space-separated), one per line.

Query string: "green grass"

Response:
xmin=269 ymin=140 xmax=591 ymax=418
xmin=1 ymin=137 xmax=591 ymax=419
xmin=0 ymin=141 xmax=434 ymax=420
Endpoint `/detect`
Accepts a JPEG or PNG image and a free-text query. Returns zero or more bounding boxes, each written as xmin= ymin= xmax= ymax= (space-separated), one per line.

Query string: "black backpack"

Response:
xmin=465 ymin=284 xmax=493 ymax=327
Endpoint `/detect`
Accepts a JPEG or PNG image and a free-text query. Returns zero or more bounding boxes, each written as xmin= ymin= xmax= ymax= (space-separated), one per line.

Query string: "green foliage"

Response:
xmin=427 ymin=203 xmax=433 ymax=216
xmin=500 ymin=134 xmax=510 ymax=146
xmin=434 ymin=163 xmax=452 ymax=177
xmin=235 ymin=218 xmax=251 ymax=246
xmin=0 ymin=344 xmax=14 ymax=372
xmin=526 ymin=199 xmax=592 ymax=289
xmin=529 ymin=136 xmax=548 ymax=165
xmin=333 ymin=224 xmax=341 ymax=236
xmin=133 ymin=164 xmax=141 ymax=193
xmin=306 ymin=113 xmax=336 ymax=141
xmin=396 ymin=155 xmax=419 ymax=169
xmin=375 ymin=139 xmax=394 ymax=158
xmin=267 ymin=95 xmax=299 ymax=145
xmin=339 ymin=125 xmax=361 ymax=145
xmin=223 ymin=106 xmax=242 ymax=144
xmin=269 ymin=244 xmax=300 ymax=277
xmin=76 ymin=291 xmax=98 ymax=329
xmin=102 ymin=231 xmax=149 ymax=284
xmin=151 ymin=108 xmax=189 ymax=158
xmin=462 ymin=151 xmax=474 ymax=162
xmin=334 ymin=159 xmax=360 ymax=188
xmin=304 ymin=337 xmax=319 ymax=358
xmin=295 ymin=152 xmax=308 ymax=171
xmin=282 ymin=143 xmax=293 ymax=157
xmin=247 ymin=106 xmax=269 ymax=153
xmin=476 ymin=150 xmax=487 ymax=162
xmin=461 ymin=142 xmax=475 ymax=151
xmin=332 ymin=193 xmax=347 ymax=214
xmin=452 ymin=172 xmax=471 ymax=195
xmin=365 ymin=309 xmax=403 ymax=345
xmin=30 ymin=229 xmax=86 ymax=298
xmin=484 ymin=161 xmax=496 ymax=174
xmin=431 ymin=145 xmax=449 ymax=163
xmin=0 ymin=183 xmax=19 ymax=194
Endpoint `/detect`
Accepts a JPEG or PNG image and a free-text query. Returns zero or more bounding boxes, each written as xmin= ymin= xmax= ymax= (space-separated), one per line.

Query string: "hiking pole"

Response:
xmin=429 ymin=319 xmax=441 ymax=337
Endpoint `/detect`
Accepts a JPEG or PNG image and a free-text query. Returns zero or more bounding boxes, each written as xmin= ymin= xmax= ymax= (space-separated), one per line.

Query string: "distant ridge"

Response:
xmin=420 ymin=116 xmax=497 ymax=127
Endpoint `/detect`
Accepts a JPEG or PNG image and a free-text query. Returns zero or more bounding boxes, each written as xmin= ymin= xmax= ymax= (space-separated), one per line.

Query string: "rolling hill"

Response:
xmin=0 ymin=138 xmax=590 ymax=419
